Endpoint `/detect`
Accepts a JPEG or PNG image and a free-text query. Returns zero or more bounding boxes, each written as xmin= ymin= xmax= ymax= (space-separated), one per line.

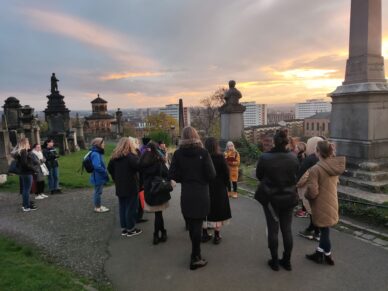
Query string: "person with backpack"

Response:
xmin=255 ymin=129 xmax=299 ymax=271
xmin=89 ymin=138 xmax=110 ymax=213
xmin=43 ymin=139 xmax=61 ymax=194
xmin=108 ymin=137 xmax=142 ymax=237
xmin=11 ymin=138 xmax=38 ymax=212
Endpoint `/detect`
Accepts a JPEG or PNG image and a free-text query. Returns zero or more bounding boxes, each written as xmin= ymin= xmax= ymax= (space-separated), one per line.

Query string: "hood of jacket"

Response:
xmin=179 ymin=146 xmax=204 ymax=157
xmin=318 ymin=156 xmax=346 ymax=176
xmin=91 ymin=146 xmax=104 ymax=155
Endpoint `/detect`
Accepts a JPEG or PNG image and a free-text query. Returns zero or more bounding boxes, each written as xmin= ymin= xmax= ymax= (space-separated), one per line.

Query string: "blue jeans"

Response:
xmin=118 ymin=195 xmax=139 ymax=231
xmin=319 ymin=227 xmax=331 ymax=253
xmin=20 ymin=175 xmax=32 ymax=208
xmin=94 ymin=184 xmax=104 ymax=208
xmin=48 ymin=167 xmax=59 ymax=191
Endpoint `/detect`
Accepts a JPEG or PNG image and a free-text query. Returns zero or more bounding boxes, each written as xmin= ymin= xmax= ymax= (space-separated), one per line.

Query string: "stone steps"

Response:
xmin=343 ymin=169 xmax=388 ymax=182
xmin=339 ymin=176 xmax=388 ymax=194
xmin=338 ymin=185 xmax=388 ymax=205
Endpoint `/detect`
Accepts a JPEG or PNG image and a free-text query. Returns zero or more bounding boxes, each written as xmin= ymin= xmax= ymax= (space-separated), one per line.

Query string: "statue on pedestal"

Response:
xmin=51 ymin=73 xmax=59 ymax=93
xmin=219 ymin=80 xmax=246 ymax=114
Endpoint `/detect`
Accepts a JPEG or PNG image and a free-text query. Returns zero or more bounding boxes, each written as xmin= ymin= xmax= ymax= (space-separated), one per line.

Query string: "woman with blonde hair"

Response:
xmin=169 ymin=126 xmax=216 ymax=270
xmin=224 ymin=141 xmax=240 ymax=198
xmin=108 ymin=137 xmax=142 ymax=237
xmin=89 ymin=137 xmax=110 ymax=213
xmin=12 ymin=138 xmax=37 ymax=211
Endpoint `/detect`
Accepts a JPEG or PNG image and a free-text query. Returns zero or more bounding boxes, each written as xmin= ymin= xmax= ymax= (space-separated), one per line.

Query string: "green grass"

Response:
xmin=0 ymin=235 xmax=112 ymax=291
xmin=0 ymin=143 xmax=115 ymax=193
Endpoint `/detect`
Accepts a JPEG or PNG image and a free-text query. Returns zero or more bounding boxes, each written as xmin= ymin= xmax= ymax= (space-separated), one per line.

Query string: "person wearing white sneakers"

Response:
xmin=31 ymin=144 xmax=49 ymax=200
xmin=89 ymin=138 xmax=110 ymax=213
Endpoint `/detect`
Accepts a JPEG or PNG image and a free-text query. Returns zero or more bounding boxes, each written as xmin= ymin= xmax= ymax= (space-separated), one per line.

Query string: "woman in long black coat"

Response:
xmin=169 ymin=126 xmax=216 ymax=270
xmin=204 ymin=137 xmax=232 ymax=244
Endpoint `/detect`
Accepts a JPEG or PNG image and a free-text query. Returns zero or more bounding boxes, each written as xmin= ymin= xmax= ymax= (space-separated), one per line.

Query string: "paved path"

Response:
xmin=105 ymin=185 xmax=388 ymax=291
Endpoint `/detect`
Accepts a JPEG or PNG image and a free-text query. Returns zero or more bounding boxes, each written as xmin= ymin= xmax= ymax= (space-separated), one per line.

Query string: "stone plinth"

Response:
xmin=220 ymin=112 xmax=245 ymax=141
xmin=0 ymin=131 xmax=12 ymax=174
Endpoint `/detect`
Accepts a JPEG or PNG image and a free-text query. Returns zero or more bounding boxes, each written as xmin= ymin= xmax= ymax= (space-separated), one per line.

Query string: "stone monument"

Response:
xmin=0 ymin=115 xmax=12 ymax=175
xmin=2 ymin=96 xmax=22 ymax=146
xmin=330 ymin=0 xmax=388 ymax=194
xmin=19 ymin=105 xmax=40 ymax=146
xmin=74 ymin=113 xmax=86 ymax=149
xmin=178 ymin=99 xmax=185 ymax=137
xmin=44 ymin=73 xmax=71 ymax=154
xmin=220 ymin=80 xmax=246 ymax=141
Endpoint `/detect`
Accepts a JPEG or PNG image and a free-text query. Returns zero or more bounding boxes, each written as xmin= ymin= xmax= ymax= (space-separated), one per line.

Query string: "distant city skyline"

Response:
xmin=1 ymin=0 xmax=388 ymax=110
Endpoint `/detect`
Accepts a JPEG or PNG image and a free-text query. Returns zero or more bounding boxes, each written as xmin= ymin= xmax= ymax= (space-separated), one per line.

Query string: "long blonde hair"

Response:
xmin=111 ymin=137 xmax=135 ymax=160
xmin=12 ymin=137 xmax=30 ymax=155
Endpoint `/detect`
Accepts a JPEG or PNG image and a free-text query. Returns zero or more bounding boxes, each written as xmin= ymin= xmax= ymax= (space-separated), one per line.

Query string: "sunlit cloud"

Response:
xmin=101 ymin=72 xmax=164 ymax=81
xmin=278 ymin=69 xmax=337 ymax=79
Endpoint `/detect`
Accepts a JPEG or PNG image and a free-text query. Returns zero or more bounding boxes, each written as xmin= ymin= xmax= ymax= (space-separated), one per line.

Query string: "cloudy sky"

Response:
xmin=1 ymin=0 xmax=388 ymax=110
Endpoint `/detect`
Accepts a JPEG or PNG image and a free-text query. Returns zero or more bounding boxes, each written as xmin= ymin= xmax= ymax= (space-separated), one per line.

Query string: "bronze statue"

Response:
xmin=51 ymin=73 xmax=59 ymax=93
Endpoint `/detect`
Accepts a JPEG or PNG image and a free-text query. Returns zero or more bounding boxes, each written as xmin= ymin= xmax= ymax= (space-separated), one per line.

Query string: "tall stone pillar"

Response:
xmin=178 ymin=99 xmax=185 ymax=137
xmin=330 ymin=0 xmax=388 ymax=193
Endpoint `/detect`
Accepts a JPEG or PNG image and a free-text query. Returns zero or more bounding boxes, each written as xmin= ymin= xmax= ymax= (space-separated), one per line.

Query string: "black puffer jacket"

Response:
xmin=108 ymin=153 xmax=139 ymax=197
xmin=43 ymin=147 xmax=59 ymax=169
xmin=169 ymin=145 xmax=216 ymax=219
xmin=255 ymin=147 xmax=299 ymax=208
xmin=16 ymin=149 xmax=36 ymax=175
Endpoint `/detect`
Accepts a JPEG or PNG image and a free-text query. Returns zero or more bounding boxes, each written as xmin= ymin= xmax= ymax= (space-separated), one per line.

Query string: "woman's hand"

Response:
xmin=170 ymin=180 xmax=177 ymax=188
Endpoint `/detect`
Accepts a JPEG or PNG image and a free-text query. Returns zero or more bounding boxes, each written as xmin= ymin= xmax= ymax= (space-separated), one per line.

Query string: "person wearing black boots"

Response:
xmin=169 ymin=126 xmax=216 ymax=270
xmin=203 ymin=137 xmax=232 ymax=245
xmin=255 ymin=129 xmax=299 ymax=271
xmin=140 ymin=142 xmax=172 ymax=245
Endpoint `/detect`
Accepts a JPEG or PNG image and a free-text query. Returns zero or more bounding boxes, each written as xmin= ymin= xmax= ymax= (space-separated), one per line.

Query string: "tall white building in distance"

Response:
xmin=295 ymin=99 xmax=331 ymax=119
xmin=241 ymin=102 xmax=267 ymax=127
xmin=160 ymin=104 xmax=191 ymax=126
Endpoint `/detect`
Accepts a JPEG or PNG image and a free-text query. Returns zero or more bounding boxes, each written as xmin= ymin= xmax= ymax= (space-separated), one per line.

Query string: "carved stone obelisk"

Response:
xmin=330 ymin=0 xmax=388 ymax=193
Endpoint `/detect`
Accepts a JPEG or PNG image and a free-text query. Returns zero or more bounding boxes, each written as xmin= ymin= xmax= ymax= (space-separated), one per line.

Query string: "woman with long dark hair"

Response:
xmin=204 ymin=137 xmax=231 ymax=244
xmin=169 ymin=126 xmax=216 ymax=270
xmin=255 ymin=129 xmax=299 ymax=271
xmin=140 ymin=141 xmax=172 ymax=244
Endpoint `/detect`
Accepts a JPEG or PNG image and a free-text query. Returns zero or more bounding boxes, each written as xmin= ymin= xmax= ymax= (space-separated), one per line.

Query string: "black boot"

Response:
xmin=279 ymin=252 xmax=292 ymax=271
xmin=213 ymin=230 xmax=222 ymax=245
xmin=324 ymin=254 xmax=335 ymax=266
xmin=201 ymin=229 xmax=212 ymax=243
xmin=160 ymin=229 xmax=167 ymax=242
xmin=268 ymin=248 xmax=279 ymax=271
xmin=190 ymin=256 xmax=208 ymax=270
xmin=153 ymin=232 xmax=160 ymax=245
xmin=306 ymin=250 xmax=324 ymax=264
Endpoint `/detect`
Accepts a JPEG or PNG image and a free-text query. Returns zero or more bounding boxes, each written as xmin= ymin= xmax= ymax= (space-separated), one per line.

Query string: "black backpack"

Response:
xmin=82 ymin=151 xmax=94 ymax=173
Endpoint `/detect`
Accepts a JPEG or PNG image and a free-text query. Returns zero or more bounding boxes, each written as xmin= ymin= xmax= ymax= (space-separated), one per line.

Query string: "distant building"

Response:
xmin=295 ymin=99 xmax=331 ymax=119
xmin=160 ymin=104 xmax=191 ymax=126
xmin=267 ymin=111 xmax=295 ymax=125
xmin=84 ymin=94 xmax=115 ymax=137
xmin=242 ymin=102 xmax=267 ymax=127
xmin=304 ymin=112 xmax=331 ymax=138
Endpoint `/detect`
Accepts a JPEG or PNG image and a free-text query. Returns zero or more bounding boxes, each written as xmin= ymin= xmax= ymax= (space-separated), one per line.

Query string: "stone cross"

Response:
xmin=344 ymin=0 xmax=386 ymax=85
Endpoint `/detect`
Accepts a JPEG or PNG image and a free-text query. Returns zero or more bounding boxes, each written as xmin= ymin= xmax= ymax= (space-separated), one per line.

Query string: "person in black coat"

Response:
xmin=108 ymin=138 xmax=141 ymax=237
xmin=255 ymin=129 xmax=299 ymax=271
xmin=204 ymin=137 xmax=232 ymax=245
xmin=169 ymin=126 xmax=216 ymax=270
xmin=139 ymin=141 xmax=172 ymax=245
xmin=43 ymin=139 xmax=61 ymax=194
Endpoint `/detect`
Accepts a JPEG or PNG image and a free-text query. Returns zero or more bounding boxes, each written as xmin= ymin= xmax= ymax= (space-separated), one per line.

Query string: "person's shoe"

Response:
xmin=201 ymin=231 xmax=212 ymax=243
xmin=50 ymin=190 xmax=55 ymax=195
xmin=153 ymin=233 xmax=160 ymax=245
xmin=121 ymin=229 xmax=128 ymax=236
xmin=213 ymin=235 xmax=222 ymax=245
xmin=267 ymin=259 xmax=279 ymax=271
xmin=232 ymin=192 xmax=238 ymax=199
xmin=35 ymin=194 xmax=45 ymax=200
xmin=94 ymin=206 xmax=109 ymax=213
xmin=22 ymin=207 xmax=31 ymax=212
xmin=279 ymin=258 xmax=292 ymax=271
xmin=160 ymin=230 xmax=167 ymax=242
xmin=324 ymin=254 xmax=335 ymax=266
xmin=313 ymin=233 xmax=321 ymax=242
xmin=306 ymin=250 xmax=324 ymax=264
xmin=41 ymin=194 xmax=49 ymax=198
xmin=295 ymin=210 xmax=309 ymax=218
xmin=55 ymin=189 xmax=62 ymax=194
xmin=190 ymin=256 xmax=208 ymax=270
xmin=298 ymin=229 xmax=314 ymax=240
xmin=137 ymin=218 xmax=148 ymax=223
xmin=127 ymin=228 xmax=142 ymax=237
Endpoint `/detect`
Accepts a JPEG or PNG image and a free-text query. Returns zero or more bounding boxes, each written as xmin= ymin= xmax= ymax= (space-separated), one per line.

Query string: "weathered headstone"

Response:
xmin=220 ymin=80 xmax=246 ymax=142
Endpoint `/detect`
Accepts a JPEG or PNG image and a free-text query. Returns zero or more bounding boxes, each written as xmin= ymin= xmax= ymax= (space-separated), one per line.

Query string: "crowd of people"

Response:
xmin=10 ymin=125 xmax=345 ymax=271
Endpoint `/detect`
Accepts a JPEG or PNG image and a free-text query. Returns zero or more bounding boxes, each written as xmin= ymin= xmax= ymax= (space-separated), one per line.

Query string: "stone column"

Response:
xmin=330 ymin=0 xmax=388 ymax=165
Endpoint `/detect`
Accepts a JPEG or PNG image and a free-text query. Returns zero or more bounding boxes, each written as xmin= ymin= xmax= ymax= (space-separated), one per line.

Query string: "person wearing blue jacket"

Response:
xmin=89 ymin=137 xmax=110 ymax=213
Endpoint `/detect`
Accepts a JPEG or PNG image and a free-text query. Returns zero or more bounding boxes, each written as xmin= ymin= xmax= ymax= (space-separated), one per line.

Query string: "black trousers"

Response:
xmin=263 ymin=205 xmax=293 ymax=260
xmin=35 ymin=181 xmax=45 ymax=194
xmin=154 ymin=211 xmax=165 ymax=234
xmin=227 ymin=181 xmax=237 ymax=192
xmin=185 ymin=218 xmax=203 ymax=259
xmin=306 ymin=216 xmax=320 ymax=235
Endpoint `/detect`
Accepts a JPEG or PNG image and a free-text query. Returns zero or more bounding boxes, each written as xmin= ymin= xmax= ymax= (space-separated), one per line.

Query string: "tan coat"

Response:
xmin=224 ymin=150 xmax=240 ymax=182
xmin=305 ymin=156 xmax=346 ymax=227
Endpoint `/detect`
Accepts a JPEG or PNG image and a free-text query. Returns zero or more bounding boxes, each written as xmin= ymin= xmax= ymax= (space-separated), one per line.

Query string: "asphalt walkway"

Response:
xmin=105 ymin=185 xmax=388 ymax=291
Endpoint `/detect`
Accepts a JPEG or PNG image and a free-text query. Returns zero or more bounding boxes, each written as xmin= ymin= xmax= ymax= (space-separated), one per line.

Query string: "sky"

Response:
xmin=1 ymin=0 xmax=388 ymax=111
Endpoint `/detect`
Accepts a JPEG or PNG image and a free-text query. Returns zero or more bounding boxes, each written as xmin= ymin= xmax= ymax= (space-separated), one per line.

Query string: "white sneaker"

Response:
xmin=41 ymin=194 xmax=49 ymax=198
xmin=94 ymin=206 xmax=110 ymax=213
xmin=35 ymin=195 xmax=45 ymax=200
xmin=22 ymin=207 xmax=31 ymax=212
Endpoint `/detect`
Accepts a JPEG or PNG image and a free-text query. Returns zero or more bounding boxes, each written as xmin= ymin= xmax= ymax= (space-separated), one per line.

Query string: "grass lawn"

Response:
xmin=0 ymin=235 xmax=112 ymax=291
xmin=0 ymin=143 xmax=115 ymax=193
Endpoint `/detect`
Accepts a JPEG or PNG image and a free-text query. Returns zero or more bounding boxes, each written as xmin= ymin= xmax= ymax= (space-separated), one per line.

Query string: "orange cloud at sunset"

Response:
xmin=101 ymin=72 xmax=164 ymax=81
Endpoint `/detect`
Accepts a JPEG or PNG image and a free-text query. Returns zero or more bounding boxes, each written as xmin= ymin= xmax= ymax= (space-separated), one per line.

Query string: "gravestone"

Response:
xmin=220 ymin=80 xmax=246 ymax=142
